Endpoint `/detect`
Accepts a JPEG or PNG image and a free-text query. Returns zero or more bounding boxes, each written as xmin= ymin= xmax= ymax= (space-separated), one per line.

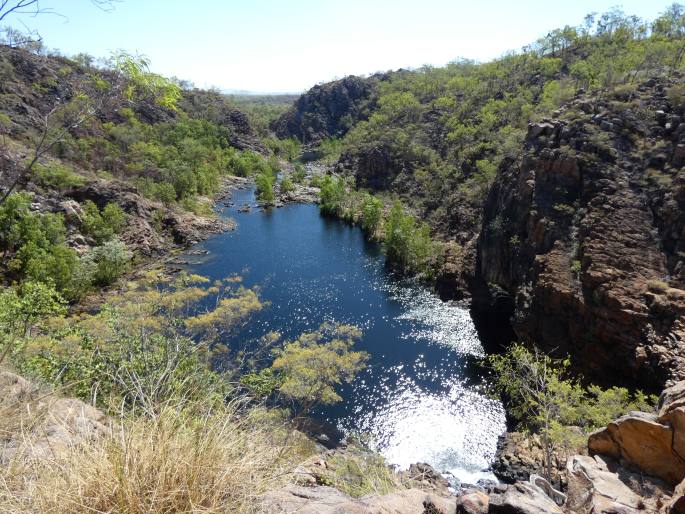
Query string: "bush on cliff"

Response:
xmin=488 ymin=343 xmax=656 ymax=480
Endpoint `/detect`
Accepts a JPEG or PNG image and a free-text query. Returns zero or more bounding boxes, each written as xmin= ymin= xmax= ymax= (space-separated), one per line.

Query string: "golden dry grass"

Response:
xmin=0 ymin=399 xmax=312 ymax=514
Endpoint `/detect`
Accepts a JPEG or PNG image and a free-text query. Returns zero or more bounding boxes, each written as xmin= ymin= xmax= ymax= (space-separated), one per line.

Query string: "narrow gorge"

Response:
xmin=0 ymin=2 xmax=684 ymax=513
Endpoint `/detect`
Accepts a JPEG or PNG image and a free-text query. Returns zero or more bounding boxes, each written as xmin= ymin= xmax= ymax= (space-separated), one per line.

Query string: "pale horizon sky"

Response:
xmin=4 ymin=0 xmax=671 ymax=93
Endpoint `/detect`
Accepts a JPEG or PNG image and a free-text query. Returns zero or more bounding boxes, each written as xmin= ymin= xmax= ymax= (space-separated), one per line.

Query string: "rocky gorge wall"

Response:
xmin=477 ymin=77 xmax=685 ymax=390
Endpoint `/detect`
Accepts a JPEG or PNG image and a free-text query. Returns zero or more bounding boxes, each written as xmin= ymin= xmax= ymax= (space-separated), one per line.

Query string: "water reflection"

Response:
xmin=185 ymin=187 xmax=506 ymax=483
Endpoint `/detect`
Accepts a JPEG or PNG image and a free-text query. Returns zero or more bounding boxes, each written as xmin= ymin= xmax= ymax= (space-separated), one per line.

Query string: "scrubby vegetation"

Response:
xmin=1 ymin=2 xmax=684 ymax=511
xmin=0 ymin=269 xmax=370 ymax=512
xmin=297 ymin=5 xmax=685 ymax=239
xmin=488 ymin=343 xmax=656 ymax=480
xmin=0 ymin=35 xmax=381 ymax=511
xmin=319 ymin=175 xmax=440 ymax=275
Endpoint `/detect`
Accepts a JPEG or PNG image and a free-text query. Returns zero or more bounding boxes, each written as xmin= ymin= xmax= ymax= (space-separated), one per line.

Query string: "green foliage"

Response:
xmin=255 ymin=170 xmax=275 ymax=204
xmin=227 ymin=94 xmax=297 ymax=138
xmin=291 ymin=164 xmax=307 ymax=183
xmin=279 ymin=176 xmax=294 ymax=194
xmin=81 ymin=200 xmax=126 ymax=244
xmin=317 ymin=451 xmax=397 ymax=498
xmin=570 ymin=259 xmax=582 ymax=275
xmin=85 ymin=237 xmax=132 ymax=286
xmin=318 ymin=179 xmax=438 ymax=275
xmin=361 ymin=194 xmax=383 ymax=237
xmin=14 ymin=272 xmax=260 ymax=409
xmin=316 ymin=4 xmax=685 ymax=231
xmin=114 ymin=51 xmax=182 ymax=110
xmin=488 ymin=343 xmax=656 ymax=478
xmin=265 ymin=137 xmax=301 ymax=161
xmin=0 ymin=281 xmax=66 ymax=364
xmin=318 ymin=138 xmax=344 ymax=164
xmin=33 ymin=163 xmax=86 ymax=190
xmin=319 ymin=175 xmax=346 ymax=216
xmin=0 ymin=192 xmax=82 ymax=297
xmin=271 ymin=323 xmax=368 ymax=414
xmin=240 ymin=368 xmax=284 ymax=398
xmin=384 ymin=201 xmax=434 ymax=274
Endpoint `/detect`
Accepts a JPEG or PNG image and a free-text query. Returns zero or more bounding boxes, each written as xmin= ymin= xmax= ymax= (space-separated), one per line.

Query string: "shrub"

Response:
xmin=255 ymin=171 xmax=275 ymax=204
xmin=270 ymin=323 xmax=368 ymax=416
xmin=647 ymin=279 xmax=669 ymax=293
xmin=34 ymin=163 xmax=85 ymax=191
xmin=86 ymin=237 xmax=132 ymax=286
xmin=0 ymin=281 xmax=66 ymax=364
xmin=319 ymin=175 xmax=346 ymax=215
xmin=488 ymin=343 xmax=656 ymax=480
xmin=384 ymin=201 xmax=434 ymax=274
xmin=279 ymin=176 xmax=294 ymax=194
xmin=0 ymin=192 xmax=84 ymax=297
xmin=80 ymin=200 xmax=126 ymax=244
xmin=361 ymin=194 xmax=383 ymax=237
xmin=570 ymin=259 xmax=582 ymax=275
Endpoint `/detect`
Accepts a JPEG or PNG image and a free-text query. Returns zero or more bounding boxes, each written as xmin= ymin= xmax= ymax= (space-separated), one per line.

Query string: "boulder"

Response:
xmin=658 ymin=381 xmax=685 ymax=463
xmin=667 ymin=478 xmax=685 ymax=514
xmin=407 ymin=462 xmax=451 ymax=493
xmin=0 ymin=371 xmax=110 ymax=464
xmin=258 ymin=485 xmax=456 ymax=514
xmin=59 ymin=199 xmax=84 ymax=224
xmin=527 ymin=121 xmax=557 ymax=139
xmin=456 ymin=490 xmax=489 ymax=514
xmin=588 ymin=411 xmax=685 ymax=485
xmin=491 ymin=432 xmax=569 ymax=489
xmin=487 ymin=482 xmax=563 ymax=514
xmin=566 ymin=455 xmax=643 ymax=514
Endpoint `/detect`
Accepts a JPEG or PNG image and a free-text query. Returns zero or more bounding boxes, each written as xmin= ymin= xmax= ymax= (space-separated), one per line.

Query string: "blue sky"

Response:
xmin=6 ymin=0 xmax=669 ymax=92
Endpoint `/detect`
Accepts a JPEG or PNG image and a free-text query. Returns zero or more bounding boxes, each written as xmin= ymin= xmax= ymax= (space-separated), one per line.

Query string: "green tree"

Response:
xmin=255 ymin=171 xmax=275 ymax=204
xmin=114 ymin=51 xmax=182 ymax=111
xmin=271 ymin=323 xmax=368 ymax=416
xmin=488 ymin=343 xmax=655 ymax=481
xmin=81 ymin=200 xmax=126 ymax=244
xmin=279 ymin=176 xmax=294 ymax=194
xmin=361 ymin=194 xmax=382 ymax=237
xmin=86 ymin=237 xmax=132 ymax=286
xmin=0 ymin=281 xmax=66 ymax=365
xmin=319 ymin=175 xmax=346 ymax=215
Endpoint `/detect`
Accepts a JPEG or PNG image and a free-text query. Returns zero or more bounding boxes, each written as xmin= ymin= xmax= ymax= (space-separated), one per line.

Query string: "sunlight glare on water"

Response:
xmin=337 ymin=284 xmax=506 ymax=484
xmin=186 ymin=187 xmax=506 ymax=485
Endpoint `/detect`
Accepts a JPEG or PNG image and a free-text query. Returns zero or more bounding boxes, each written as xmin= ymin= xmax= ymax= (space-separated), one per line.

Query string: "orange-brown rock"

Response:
xmin=588 ymin=411 xmax=685 ymax=486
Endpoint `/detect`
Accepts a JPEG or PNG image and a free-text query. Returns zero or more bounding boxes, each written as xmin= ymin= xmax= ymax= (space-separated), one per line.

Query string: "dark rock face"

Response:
xmin=491 ymin=433 xmax=571 ymax=490
xmin=477 ymin=79 xmax=685 ymax=390
xmin=178 ymin=89 xmax=265 ymax=153
xmin=272 ymin=75 xmax=379 ymax=144
xmin=66 ymin=179 xmax=231 ymax=255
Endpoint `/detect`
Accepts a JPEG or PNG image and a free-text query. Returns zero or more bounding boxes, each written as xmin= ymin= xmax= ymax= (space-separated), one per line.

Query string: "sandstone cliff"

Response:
xmin=478 ymin=77 xmax=685 ymax=389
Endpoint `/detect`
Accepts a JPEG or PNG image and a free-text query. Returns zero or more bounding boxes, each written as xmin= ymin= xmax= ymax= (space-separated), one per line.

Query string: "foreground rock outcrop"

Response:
xmin=260 ymin=485 xmax=456 ymax=514
xmin=588 ymin=380 xmax=685 ymax=486
xmin=0 ymin=371 xmax=110 ymax=463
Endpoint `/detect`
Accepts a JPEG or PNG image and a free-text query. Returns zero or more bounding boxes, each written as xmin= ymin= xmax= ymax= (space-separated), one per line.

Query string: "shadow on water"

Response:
xmin=182 ymin=186 xmax=508 ymax=482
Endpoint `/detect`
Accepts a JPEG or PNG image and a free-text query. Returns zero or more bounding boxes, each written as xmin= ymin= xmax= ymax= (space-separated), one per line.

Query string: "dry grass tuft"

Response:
xmin=0 ymin=400 xmax=309 ymax=513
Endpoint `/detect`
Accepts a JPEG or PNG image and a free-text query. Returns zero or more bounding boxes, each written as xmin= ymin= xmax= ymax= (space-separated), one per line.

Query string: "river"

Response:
xmin=183 ymin=185 xmax=506 ymax=484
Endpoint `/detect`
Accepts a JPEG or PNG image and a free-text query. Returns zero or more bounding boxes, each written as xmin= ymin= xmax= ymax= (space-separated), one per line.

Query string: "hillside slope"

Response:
xmin=278 ymin=6 xmax=685 ymax=389
xmin=272 ymin=75 xmax=381 ymax=144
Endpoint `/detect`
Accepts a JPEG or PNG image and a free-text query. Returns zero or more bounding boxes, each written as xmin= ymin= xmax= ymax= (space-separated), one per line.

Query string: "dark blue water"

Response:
xmin=185 ymin=186 xmax=505 ymax=482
